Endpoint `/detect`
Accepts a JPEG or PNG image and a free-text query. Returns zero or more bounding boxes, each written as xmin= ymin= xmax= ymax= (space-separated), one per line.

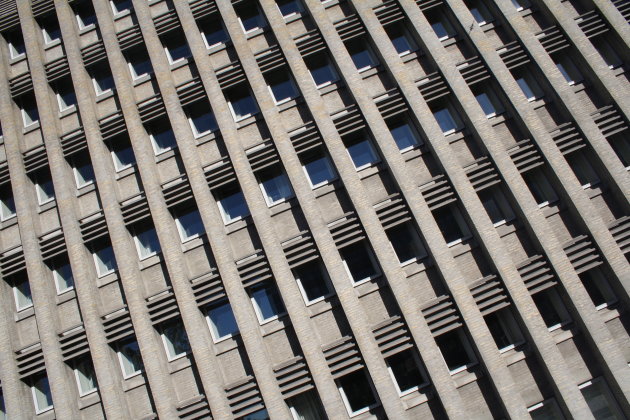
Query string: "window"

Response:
xmin=206 ymin=301 xmax=239 ymax=342
xmin=479 ymin=189 xmax=515 ymax=227
xmin=217 ymin=190 xmax=250 ymax=224
xmin=385 ymin=26 xmax=415 ymax=56
xmin=294 ymin=261 xmax=332 ymax=304
xmin=186 ymin=103 xmax=218 ymax=138
xmin=242 ymin=409 xmax=270 ymax=420
xmin=484 ymin=308 xmax=524 ymax=352
xmin=40 ymin=16 xmax=61 ymax=44
xmin=346 ymin=137 xmax=380 ymax=170
xmin=110 ymin=0 xmax=132 ymax=15
xmin=109 ymin=139 xmax=135 ymax=171
xmin=433 ymin=107 xmax=460 ymax=134
xmin=435 ymin=329 xmax=476 ymax=373
xmin=431 ymin=20 xmax=453 ymax=40
xmin=132 ymin=227 xmax=161 ymax=260
xmin=386 ymin=350 xmax=428 ymax=395
xmin=475 ymin=92 xmax=502 ymax=117
xmin=388 ymin=120 xmax=422 ymax=151
xmin=52 ymin=262 xmax=74 ymax=294
xmin=34 ymin=171 xmax=55 ymax=205
xmin=126 ymin=49 xmax=153 ymax=80
xmin=54 ymin=80 xmax=77 ymax=112
xmin=0 ymin=391 xmax=6 ymax=420
xmin=566 ymin=152 xmax=600 ymax=188
xmin=532 ymin=288 xmax=570 ymax=330
xmin=226 ymin=87 xmax=259 ymax=122
xmin=149 ymin=124 xmax=177 ymax=155
xmin=93 ymin=245 xmax=117 ymax=277
xmin=470 ymin=5 xmax=491 ymax=24
xmin=611 ymin=137 xmax=630 ymax=168
xmin=31 ymin=376 xmax=53 ymax=414
xmin=74 ymin=1 xmax=97 ymax=29
xmin=340 ymin=242 xmax=380 ymax=285
xmin=579 ymin=378 xmax=624 ymax=419
xmin=71 ymin=155 xmax=95 ymax=188
xmin=174 ymin=209 xmax=204 ymax=242
xmin=266 ymin=72 xmax=299 ymax=105
xmin=596 ymin=40 xmax=622 ymax=69
xmin=516 ymin=77 xmax=539 ymax=101
xmin=90 ymin=66 xmax=115 ymax=95
xmin=306 ymin=55 xmax=339 ymax=88
xmin=258 ymin=169 xmax=293 ymax=206
xmin=200 ymin=18 xmax=228 ymax=49
xmin=555 ymin=58 xmax=582 ymax=85
xmin=524 ymin=171 xmax=558 ymax=207
xmin=73 ymin=359 xmax=97 ymax=396
xmin=163 ymin=33 xmax=191 ymax=65
xmin=6 ymin=30 xmax=26 ymax=59
xmin=277 ymin=0 xmax=302 ymax=18
xmin=527 ymin=399 xmax=564 ymax=419
xmin=386 ymin=223 xmax=428 ymax=265
xmin=13 ymin=279 xmax=33 ymax=311
xmin=250 ymin=283 xmax=286 ymax=324
xmin=236 ymin=3 xmax=266 ymax=33
xmin=579 ymin=268 xmax=617 ymax=309
xmin=160 ymin=323 xmax=190 ymax=361
xmin=117 ymin=340 xmax=142 ymax=378
xmin=0 ymin=188 xmax=16 ymax=221
xmin=287 ymin=391 xmax=327 ymax=420
xmin=302 ymin=154 xmax=336 ymax=188
xmin=346 ymin=39 xmax=378 ymax=72
xmin=433 ymin=206 xmax=470 ymax=246
xmin=337 ymin=370 xmax=377 ymax=416
xmin=19 ymin=95 xmax=39 ymax=128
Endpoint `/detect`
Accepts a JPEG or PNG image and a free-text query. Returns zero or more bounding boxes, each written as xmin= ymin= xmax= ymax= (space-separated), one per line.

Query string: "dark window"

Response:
xmin=341 ymin=242 xmax=380 ymax=283
xmin=337 ymin=370 xmax=377 ymax=415
xmin=294 ymin=261 xmax=332 ymax=303
xmin=386 ymin=350 xmax=427 ymax=393
xmin=435 ymin=329 xmax=474 ymax=371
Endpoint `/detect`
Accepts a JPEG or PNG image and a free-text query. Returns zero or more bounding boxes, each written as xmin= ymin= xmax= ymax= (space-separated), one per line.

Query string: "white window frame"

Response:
xmin=75 ymin=12 xmax=95 ymax=31
xmin=149 ymin=132 xmax=174 ymax=156
xmin=201 ymin=21 xmax=227 ymax=49
xmin=0 ymin=194 xmax=16 ymax=221
xmin=92 ymin=75 xmax=112 ymax=96
xmin=267 ymin=77 xmax=298 ymax=105
xmin=21 ymin=105 xmax=38 ymax=128
xmin=431 ymin=21 xmax=452 ymax=41
xmin=117 ymin=343 xmax=142 ymax=379
xmin=41 ymin=27 xmax=58 ymax=45
xmin=9 ymin=40 xmax=25 ymax=60
xmin=437 ymin=329 xmax=477 ymax=375
xmin=341 ymin=243 xmax=382 ymax=286
xmin=527 ymin=399 xmax=563 ymax=418
xmin=389 ymin=28 xmax=416 ymax=57
xmin=470 ymin=7 xmax=488 ymax=25
xmin=348 ymin=42 xmax=378 ymax=73
xmin=110 ymin=0 xmax=129 ymax=16
xmin=227 ymin=91 xmax=258 ymax=122
xmin=31 ymin=379 xmax=53 ymax=414
xmin=187 ymin=111 xmax=215 ymax=138
xmin=302 ymin=156 xmax=337 ymax=189
xmin=160 ymin=326 xmax=188 ymax=361
xmin=389 ymin=121 xmax=422 ymax=152
xmin=250 ymin=285 xmax=286 ymax=325
xmin=308 ymin=59 xmax=339 ymax=89
xmin=133 ymin=229 xmax=159 ymax=260
xmin=294 ymin=264 xmax=334 ymax=306
xmin=13 ymin=281 xmax=33 ymax=312
xmin=35 ymin=180 xmax=54 ymax=205
xmin=127 ymin=59 xmax=148 ymax=81
xmin=433 ymin=107 xmax=460 ymax=135
xmin=475 ymin=92 xmax=501 ymax=118
xmin=73 ymin=361 xmax=97 ymax=397
xmin=206 ymin=302 xmax=239 ymax=343
xmin=388 ymin=223 xmax=428 ymax=266
xmin=217 ymin=194 xmax=249 ymax=225
xmin=72 ymin=164 xmax=94 ymax=189
xmin=56 ymin=90 xmax=75 ymax=113
xmin=386 ymin=350 xmax=429 ymax=396
xmin=53 ymin=264 xmax=74 ymax=295
xmin=258 ymin=172 xmax=294 ymax=207
xmin=174 ymin=211 xmax=203 ymax=243
xmin=337 ymin=371 xmax=378 ymax=417
xmin=93 ymin=247 xmax=116 ymax=278
xmin=346 ymin=138 xmax=380 ymax=171
xmin=277 ymin=0 xmax=303 ymax=18
xmin=237 ymin=6 xmax=265 ymax=34
xmin=164 ymin=43 xmax=187 ymax=66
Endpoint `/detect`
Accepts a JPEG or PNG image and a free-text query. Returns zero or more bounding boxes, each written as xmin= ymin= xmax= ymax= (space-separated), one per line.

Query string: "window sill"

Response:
xmin=224 ymin=215 xmax=251 ymax=234
xmin=445 ymin=129 xmax=466 ymax=144
xmin=122 ymin=372 xmax=146 ymax=392
xmin=359 ymin=65 xmax=382 ymax=79
xmin=235 ymin=112 xmax=261 ymax=129
xmin=400 ymin=385 xmax=431 ymax=410
xmin=357 ymin=162 xmax=382 ymax=180
xmin=139 ymin=253 xmax=161 ymax=270
xmin=441 ymin=35 xmax=458 ymax=48
xmin=115 ymin=164 xmax=136 ymax=180
xmin=194 ymin=129 xmax=219 ymax=146
xmin=284 ymin=12 xmax=305 ymax=24
xmin=245 ymin=27 xmax=266 ymax=40
xmin=269 ymin=197 xmax=295 ymax=216
xmin=214 ymin=334 xmax=240 ymax=356
xmin=95 ymin=89 xmax=115 ymax=103
xmin=38 ymin=199 xmax=57 ymax=214
xmin=169 ymin=57 xmax=190 ymax=71
xmin=206 ymin=41 xmax=229 ymax=56
xmin=322 ymin=0 xmax=340 ymax=8
xmin=113 ymin=9 xmax=131 ymax=21
xmin=23 ymin=121 xmax=41 ymax=135
xmin=167 ymin=354 xmax=191 ymax=374
xmin=78 ymin=24 xmax=97 ymax=35
xmin=78 ymin=390 xmax=101 ymax=410
xmin=77 ymin=182 xmax=96 ymax=197
xmin=402 ymin=50 xmax=422 ymax=64
xmin=0 ymin=216 xmax=18 ymax=229
xmin=259 ymin=314 xmax=290 ymax=337
xmin=181 ymin=234 xmax=205 ymax=252
xmin=56 ymin=289 xmax=76 ymax=305
xmin=59 ymin=105 xmax=78 ymax=118
xmin=132 ymin=73 xmax=152 ymax=87
xmin=44 ymin=39 xmax=61 ymax=51
xmin=155 ymin=147 xmax=178 ymax=163
xmin=95 ymin=270 xmax=119 ymax=288
xmin=9 ymin=53 xmax=27 ymax=66
xmin=318 ymin=80 xmax=343 ymax=95
xmin=276 ymin=96 xmax=302 ymax=112
xmin=14 ymin=306 xmax=35 ymax=321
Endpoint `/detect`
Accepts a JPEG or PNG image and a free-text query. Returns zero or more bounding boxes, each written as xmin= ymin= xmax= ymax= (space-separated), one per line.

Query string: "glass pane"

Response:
xmin=230 ymin=93 xmax=258 ymax=120
xmin=252 ymin=285 xmax=284 ymax=321
xmin=119 ymin=341 xmax=142 ymax=376
xmin=240 ymin=9 xmax=264 ymax=31
xmin=94 ymin=71 xmax=114 ymax=93
xmin=270 ymin=78 xmax=297 ymax=103
xmin=208 ymin=303 xmax=239 ymax=339
xmin=75 ymin=360 xmax=97 ymax=394
xmin=203 ymin=21 xmax=228 ymax=47
xmin=581 ymin=381 xmax=623 ymax=420
xmin=347 ymin=140 xmax=378 ymax=169
xmin=431 ymin=22 xmax=449 ymax=39
xmin=261 ymin=173 xmax=292 ymax=204
xmin=136 ymin=229 xmax=160 ymax=259
xmin=434 ymin=108 xmax=458 ymax=133
xmin=54 ymin=263 xmax=74 ymax=292
xmin=391 ymin=34 xmax=413 ymax=55
xmin=162 ymin=324 xmax=190 ymax=359
xmin=485 ymin=312 xmax=513 ymax=349
xmin=310 ymin=62 xmax=337 ymax=86
xmin=476 ymin=93 xmax=497 ymax=116
xmin=75 ymin=163 xmax=95 ymax=187
xmin=190 ymin=109 xmax=217 ymax=135
xmin=167 ymin=41 xmax=190 ymax=62
xmin=481 ymin=195 xmax=505 ymax=224
xmin=388 ymin=225 xmax=422 ymax=263
xmin=1 ymin=194 xmax=15 ymax=219
xmin=434 ymin=207 xmax=464 ymax=243
xmin=470 ymin=8 xmax=486 ymax=23
xmin=178 ymin=210 xmax=204 ymax=240
xmin=59 ymin=89 xmax=77 ymax=109
xmin=288 ymin=391 xmax=327 ymax=420
xmin=14 ymin=280 xmax=33 ymax=310
xmin=343 ymin=244 xmax=378 ymax=282
xmin=304 ymin=156 xmax=335 ymax=187
xmin=151 ymin=128 xmax=177 ymax=154
xmin=529 ymin=401 xmax=565 ymax=420
xmin=95 ymin=246 xmax=116 ymax=275
xmin=349 ymin=43 xmax=376 ymax=70
xmin=390 ymin=122 xmax=419 ymax=150
xmin=516 ymin=78 xmax=535 ymax=99
xmin=242 ymin=409 xmax=270 ymax=420
xmin=435 ymin=330 xmax=471 ymax=370
xmin=339 ymin=370 xmax=376 ymax=413
xmin=278 ymin=0 xmax=301 ymax=16
xmin=37 ymin=179 xmax=55 ymax=203
xmin=130 ymin=57 xmax=152 ymax=78
xmin=387 ymin=350 xmax=424 ymax=392
xmin=296 ymin=262 xmax=330 ymax=302
xmin=532 ymin=291 xmax=562 ymax=328
xmin=32 ymin=377 xmax=53 ymax=412
xmin=219 ymin=191 xmax=249 ymax=222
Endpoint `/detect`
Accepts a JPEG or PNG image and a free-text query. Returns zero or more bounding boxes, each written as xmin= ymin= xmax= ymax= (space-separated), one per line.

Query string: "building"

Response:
xmin=0 ymin=0 xmax=628 ymax=418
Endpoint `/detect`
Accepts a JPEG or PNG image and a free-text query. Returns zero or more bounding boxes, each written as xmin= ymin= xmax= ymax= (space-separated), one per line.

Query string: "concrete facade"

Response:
xmin=0 ymin=0 xmax=628 ymax=418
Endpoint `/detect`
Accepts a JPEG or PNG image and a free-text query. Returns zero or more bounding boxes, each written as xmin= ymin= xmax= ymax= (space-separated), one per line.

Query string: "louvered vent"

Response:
xmin=0 ymin=246 xmax=26 ymax=277
xmin=205 ymin=157 xmax=237 ymax=191
xmin=81 ymin=41 xmax=108 ymax=67
xmin=0 ymin=1 xmax=19 ymax=32
xmin=60 ymin=128 xmax=88 ymax=157
xmin=0 ymin=162 xmax=10 ymax=186
xmin=117 ymin=24 xmax=144 ymax=51
xmin=80 ymin=211 xmax=109 ymax=244
xmin=420 ymin=174 xmax=457 ymax=210
xmin=591 ymin=105 xmax=628 ymax=138
xmin=374 ymin=88 xmax=408 ymax=120
xmin=464 ymin=156 xmax=501 ymax=192
xmin=549 ymin=122 xmax=586 ymax=155
xmin=147 ymin=288 xmax=180 ymax=325
xmin=563 ymin=235 xmax=602 ymax=274
xmin=328 ymin=212 xmax=366 ymax=248
xmin=331 ymin=105 xmax=366 ymax=138
xmin=470 ymin=274 xmax=510 ymax=315
xmin=120 ymin=193 xmax=152 ymax=227
xmin=39 ymin=228 xmax=66 ymax=262
xmin=216 ymin=61 xmax=247 ymax=90
xmin=16 ymin=344 xmax=46 ymax=379
xmin=99 ymin=111 xmax=128 ymax=141
xmin=374 ymin=0 xmax=405 ymax=26
xmin=516 ymin=255 xmax=557 ymax=294
xmin=236 ymin=252 xmax=273 ymax=288
xmin=282 ymin=232 xmax=319 ymax=268
xmin=608 ymin=216 xmax=630 ymax=255
xmin=322 ymin=336 xmax=364 ymax=378
xmin=372 ymin=315 xmax=413 ymax=357
xmin=190 ymin=269 xmax=225 ymax=307
xmin=334 ymin=14 xmax=366 ymax=41
xmin=190 ymin=0 xmax=218 ymax=20
xmin=507 ymin=139 xmax=545 ymax=173
xmin=416 ymin=72 xmax=450 ymax=102
xmin=612 ymin=0 xmax=630 ymax=22
xmin=225 ymin=377 xmax=265 ymax=418
xmin=59 ymin=326 xmax=90 ymax=362
xmin=23 ymin=145 xmax=48 ymax=175
xmin=575 ymin=10 xmax=609 ymax=38
xmin=177 ymin=395 xmax=213 ymax=420
xmin=31 ymin=0 xmax=54 ymax=17
xmin=255 ymin=45 xmax=286 ymax=74
xmin=9 ymin=73 xmax=33 ymax=98
xmin=457 ymin=56 xmax=491 ymax=86
xmin=246 ymin=141 xmax=281 ymax=173
xmin=497 ymin=41 xmax=531 ymax=69
xmin=102 ymin=308 xmax=134 ymax=343
xmin=294 ymin=29 xmax=326 ymax=57
xmin=273 ymin=356 xmax=314 ymax=398
xmin=162 ymin=175 xmax=195 ymax=210
xmin=288 ymin=122 xmax=323 ymax=155
xmin=154 ymin=10 xmax=180 ymax=36
xmin=535 ymin=26 xmax=570 ymax=54
xmin=176 ymin=77 xmax=207 ymax=107
xmin=374 ymin=193 xmax=412 ymax=230
xmin=421 ymin=295 xmax=463 ymax=337
xmin=416 ymin=0 xmax=444 ymax=11
xmin=44 ymin=57 xmax=70 ymax=83
xmin=138 ymin=94 xmax=167 ymax=124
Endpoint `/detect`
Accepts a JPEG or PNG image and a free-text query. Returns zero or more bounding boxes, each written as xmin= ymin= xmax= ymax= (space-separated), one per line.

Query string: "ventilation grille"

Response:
xmin=99 ymin=111 xmax=128 ymax=141
xmin=190 ymin=0 xmax=218 ymax=20
xmin=117 ymin=24 xmax=144 ymax=51
xmin=374 ymin=88 xmax=408 ymax=120
xmin=9 ymin=73 xmax=33 ymax=98
xmin=246 ymin=141 xmax=281 ymax=173
xmin=137 ymin=94 xmax=167 ymax=124
xmin=282 ymin=232 xmax=319 ymax=268
xmin=236 ymin=252 xmax=273 ymax=288
xmin=508 ymin=139 xmax=545 ymax=173
xmin=39 ymin=229 xmax=66 ymax=262
xmin=59 ymin=326 xmax=90 ymax=362
xmin=457 ymin=56 xmax=491 ymax=86
xmin=516 ymin=255 xmax=557 ymax=294
xmin=216 ymin=61 xmax=247 ymax=90
xmin=80 ymin=211 xmax=109 ymax=244
xmin=322 ymin=336 xmax=363 ymax=379
xmin=0 ymin=246 xmax=26 ymax=277
xmin=334 ymin=14 xmax=366 ymax=41
xmin=289 ymin=122 xmax=323 ymax=155
xmin=16 ymin=343 xmax=46 ymax=379
xmin=177 ymin=77 xmax=207 ymax=107
xmin=147 ymin=288 xmax=180 ymax=325
xmin=294 ymin=29 xmax=326 ymax=57
xmin=536 ymin=26 xmax=570 ymax=54
xmin=102 ymin=308 xmax=134 ymax=343
xmin=420 ymin=174 xmax=457 ymax=210
xmin=575 ymin=10 xmax=609 ymax=38
xmin=154 ymin=9 xmax=180 ymax=36
xmin=549 ymin=122 xmax=586 ymax=155
xmin=416 ymin=72 xmax=450 ymax=102
xmin=60 ymin=128 xmax=89 ymax=157
xmin=332 ymin=105 xmax=366 ymax=138
xmin=421 ymin=295 xmax=463 ymax=337
xmin=374 ymin=193 xmax=412 ymax=230
xmin=120 ymin=193 xmax=151 ymax=227
xmin=225 ymin=377 xmax=265 ymax=418
xmin=44 ymin=57 xmax=70 ymax=83
xmin=82 ymin=41 xmax=108 ymax=67
xmin=190 ymin=269 xmax=225 ymax=307
xmin=273 ymin=356 xmax=314 ymax=398
xmin=608 ymin=216 xmax=630 ymax=255
xmin=23 ymin=145 xmax=48 ymax=175
xmin=255 ymin=45 xmax=286 ymax=74
xmin=372 ymin=315 xmax=413 ymax=358
xmin=328 ymin=212 xmax=366 ymax=249
xmin=563 ymin=235 xmax=602 ymax=274
xmin=470 ymin=274 xmax=510 ymax=315
xmin=591 ymin=105 xmax=628 ymax=138
xmin=374 ymin=0 xmax=405 ymax=26
xmin=177 ymin=394 xmax=213 ymax=420
xmin=497 ymin=41 xmax=531 ymax=70
xmin=162 ymin=175 xmax=195 ymax=210
xmin=205 ymin=157 xmax=237 ymax=191
xmin=464 ymin=156 xmax=501 ymax=192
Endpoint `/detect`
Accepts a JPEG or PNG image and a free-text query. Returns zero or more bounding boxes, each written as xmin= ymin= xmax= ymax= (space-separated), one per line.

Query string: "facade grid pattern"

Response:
xmin=0 ymin=0 xmax=628 ymax=418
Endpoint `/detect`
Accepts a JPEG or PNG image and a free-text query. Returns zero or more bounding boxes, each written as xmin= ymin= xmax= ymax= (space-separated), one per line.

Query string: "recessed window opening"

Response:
xmin=345 ymin=134 xmax=380 ymax=170
xmin=249 ymin=282 xmax=286 ymax=324
xmin=578 ymin=268 xmax=617 ymax=309
xmin=346 ymin=39 xmax=378 ymax=72
xmin=116 ymin=339 xmax=143 ymax=378
xmin=92 ymin=243 xmax=117 ymax=277
xmin=73 ymin=359 xmax=97 ymax=396
xmin=432 ymin=206 xmax=471 ymax=246
xmin=159 ymin=321 xmax=191 ymax=361
xmin=236 ymin=3 xmax=266 ymax=33
xmin=301 ymin=151 xmax=336 ymax=188
xmin=206 ymin=300 xmax=239 ymax=342
xmin=30 ymin=376 xmax=53 ymax=414
xmin=51 ymin=259 xmax=74 ymax=294
xmin=386 ymin=350 xmax=429 ymax=395
xmin=74 ymin=1 xmax=97 ymax=29
xmin=225 ymin=86 xmax=259 ymax=122
xmin=531 ymin=287 xmax=571 ymax=331
xmin=277 ymin=0 xmax=303 ymax=18
xmin=435 ymin=329 xmax=476 ymax=374
xmin=6 ymin=30 xmax=26 ymax=59
xmin=293 ymin=261 xmax=333 ymax=305
xmin=200 ymin=18 xmax=228 ymax=49
xmin=479 ymin=189 xmax=515 ymax=227
xmin=108 ymin=136 xmax=136 ymax=171
xmin=484 ymin=308 xmax=524 ymax=352
xmin=384 ymin=25 xmax=416 ymax=56
xmin=566 ymin=151 xmax=600 ymax=188
xmin=89 ymin=65 xmax=115 ymax=95
xmin=186 ymin=101 xmax=218 ymax=138
xmin=257 ymin=167 xmax=294 ymax=206
xmin=131 ymin=225 xmax=161 ymax=260
xmin=216 ymin=187 xmax=250 ymax=224
xmin=32 ymin=170 xmax=55 ymax=205
xmin=163 ymin=33 xmax=191 ymax=65
xmin=527 ymin=399 xmax=564 ymax=419
xmin=39 ymin=16 xmax=61 ymax=44
xmin=174 ymin=207 xmax=204 ymax=242
xmin=340 ymin=241 xmax=381 ymax=285
xmin=337 ymin=370 xmax=378 ymax=416
xmin=579 ymin=377 xmax=625 ymax=419
xmin=148 ymin=120 xmax=177 ymax=155
xmin=110 ymin=0 xmax=132 ymax=15
xmin=126 ymin=48 xmax=153 ymax=80
xmin=523 ymin=171 xmax=558 ymax=207
xmin=287 ymin=391 xmax=327 ymax=420
xmin=386 ymin=222 xmax=428 ymax=265
xmin=70 ymin=153 xmax=95 ymax=189
xmin=432 ymin=106 xmax=461 ymax=134
xmin=19 ymin=94 xmax=40 ymax=128
xmin=387 ymin=118 xmax=423 ymax=152
xmin=266 ymin=71 xmax=299 ymax=105
xmin=0 ymin=187 xmax=16 ymax=221
xmin=12 ymin=278 xmax=33 ymax=311
xmin=305 ymin=54 xmax=339 ymax=88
